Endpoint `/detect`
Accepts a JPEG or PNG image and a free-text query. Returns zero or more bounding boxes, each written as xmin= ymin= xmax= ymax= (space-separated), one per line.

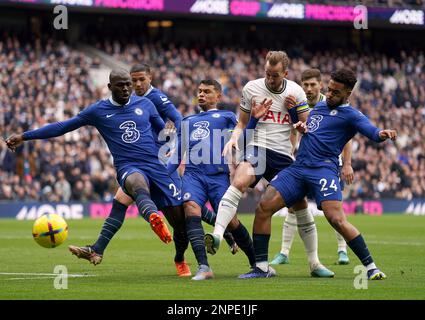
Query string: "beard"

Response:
xmin=327 ymin=98 xmax=343 ymax=109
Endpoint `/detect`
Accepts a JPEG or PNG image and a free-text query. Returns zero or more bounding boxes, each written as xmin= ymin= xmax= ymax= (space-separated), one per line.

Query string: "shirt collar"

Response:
xmin=109 ymin=96 xmax=131 ymax=106
xmin=143 ymin=85 xmax=154 ymax=97
xmin=199 ymin=108 xmax=219 ymax=113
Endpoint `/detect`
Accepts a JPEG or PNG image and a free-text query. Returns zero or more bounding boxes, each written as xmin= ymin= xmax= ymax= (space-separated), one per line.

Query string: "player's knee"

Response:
xmin=125 ymin=172 xmax=148 ymax=196
xmin=292 ymin=198 xmax=308 ymax=211
xmin=256 ymin=200 xmax=273 ymax=220
xmin=114 ymin=188 xmax=133 ymax=206
xmin=326 ymin=213 xmax=346 ymax=232
xmin=231 ymin=179 xmax=247 ymax=194
xmin=183 ymin=201 xmax=201 ymax=218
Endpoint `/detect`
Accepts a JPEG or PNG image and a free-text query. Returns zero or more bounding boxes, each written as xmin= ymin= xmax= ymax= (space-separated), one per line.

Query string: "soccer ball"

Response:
xmin=32 ymin=213 xmax=69 ymax=248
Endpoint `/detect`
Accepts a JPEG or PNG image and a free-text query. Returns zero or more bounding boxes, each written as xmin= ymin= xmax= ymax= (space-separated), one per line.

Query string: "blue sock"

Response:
xmin=347 ymin=234 xmax=374 ymax=266
xmin=173 ymin=229 xmax=189 ymax=263
xmin=134 ymin=188 xmax=157 ymax=222
xmin=253 ymin=233 xmax=271 ymax=264
xmin=186 ymin=216 xmax=208 ymax=266
xmin=200 ymin=205 xmax=216 ymax=225
xmin=92 ymin=199 xmax=127 ymax=254
xmin=231 ymin=223 xmax=256 ymax=267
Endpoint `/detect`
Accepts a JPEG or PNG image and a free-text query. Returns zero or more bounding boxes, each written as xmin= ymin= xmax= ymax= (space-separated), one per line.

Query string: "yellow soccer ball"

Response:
xmin=32 ymin=214 xmax=69 ymax=248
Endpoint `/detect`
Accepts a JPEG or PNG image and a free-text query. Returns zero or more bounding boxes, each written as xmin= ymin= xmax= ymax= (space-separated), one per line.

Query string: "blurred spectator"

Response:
xmin=0 ymin=31 xmax=424 ymax=202
xmin=54 ymin=170 xmax=72 ymax=202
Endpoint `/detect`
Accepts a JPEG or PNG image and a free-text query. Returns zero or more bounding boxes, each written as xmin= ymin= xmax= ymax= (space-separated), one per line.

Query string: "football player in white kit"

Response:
xmin=270 ymin=68 xmax=352 ymax=267
xmin=205 ymin=51 xmax=334 ymax=278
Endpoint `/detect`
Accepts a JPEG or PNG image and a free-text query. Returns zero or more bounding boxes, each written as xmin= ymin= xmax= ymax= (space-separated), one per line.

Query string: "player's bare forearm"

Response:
xmin=297 ymin=110 xmax=309 ymax=123
xmin=290 ymin=128 xmax=298 ymax=154
xmin=342 ymin=139 xmax=353 ymax=166
xmin=341 ymin=140 xmax=354 ymax=184
xmin=231 ymin=112 xmax=249 ymax=141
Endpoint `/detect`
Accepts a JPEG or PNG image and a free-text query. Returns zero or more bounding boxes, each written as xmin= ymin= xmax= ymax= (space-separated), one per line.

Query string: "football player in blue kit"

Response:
xmin=240 ymin=68 xmax=396 ymax=280
xmin=64 ymin=64 xmax=237 ymax=277
xmin=5 ymin=69 xmax=190 ymax=274
xmin=167 ymin=80 xmax=271 ymax=280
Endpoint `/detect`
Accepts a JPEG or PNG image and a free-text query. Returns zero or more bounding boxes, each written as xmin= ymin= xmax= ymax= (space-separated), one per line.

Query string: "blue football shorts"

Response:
xmin=181 ymin=170 xmax=230 ymax=213
xmin=117 ymin=161 xmax=183 ymax=209
xmin=270 ymin=163 xmax=342 ymax=210
xmin=241 ymin=145 xmax=294 ymax=187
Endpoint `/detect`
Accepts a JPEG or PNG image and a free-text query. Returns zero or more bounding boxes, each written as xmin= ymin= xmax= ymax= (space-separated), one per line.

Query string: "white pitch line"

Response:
xmin=0 ymin=272 xmax=96 ymax=278
xmin=7 ymin=276 xmax=62 ymax=281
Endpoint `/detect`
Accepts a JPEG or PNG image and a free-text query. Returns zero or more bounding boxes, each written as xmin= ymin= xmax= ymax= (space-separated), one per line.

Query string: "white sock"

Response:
xmin=366 ymin=262 xmax=377 ymax=271
xmin=213 ymin=185 xmax=242 ymax=241
xmin=335 ymin=231 xmax=347 ymax=253
xmin=256 ymin=261 xmax=269 ymax=272
xmin=294 ymin=208 xmax=320 ymax=269
xmin=280 ymin=212 xmax=297 ymax=256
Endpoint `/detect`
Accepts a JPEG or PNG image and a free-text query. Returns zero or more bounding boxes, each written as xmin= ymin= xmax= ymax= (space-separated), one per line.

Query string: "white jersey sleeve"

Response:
xmin=240 ymin=83 xmax=253 ymax=113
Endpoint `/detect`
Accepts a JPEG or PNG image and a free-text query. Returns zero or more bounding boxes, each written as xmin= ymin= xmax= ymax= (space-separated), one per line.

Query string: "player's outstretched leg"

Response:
xmin=69 ymin=198 xmax=129 ymax=265
xmin=239 ymin=186 xmax=284 ymax=279
xmin=200 ymin=205 xmax=238 ymax=254
xmin=227 ymin=218 xmax=256 ymax=268
xmin=184 ymin=201 xmax=213 ymax=280
xmin=293 ymin=202 xmax=334 ymax=278
xmin=336 ymin=230 xmax=350 ymax=265
xmin=125 ymin=173 xmax=172 ymax=244
xmin=207 ymin=162 xmax=255 ymax=254
xmin=162 ymin=205 xmax=191 ymax=277
xmin=69 ymin=245 xmax=103 ymax=266
xmin=321 ymin=201 xmax=386 ymax=280
xmin=206 ymin=185 xmax=242 ymax=254
xmin=270 ymin=211 xmax=297 ymax=265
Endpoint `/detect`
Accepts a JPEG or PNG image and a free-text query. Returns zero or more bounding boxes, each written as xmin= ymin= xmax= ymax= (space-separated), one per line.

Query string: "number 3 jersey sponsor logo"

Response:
xmin=191 ymin=121 xmax=210 ymax=140
xmin=307 ymin=115 xmax=323 ymax=133
xmin=120 ymin=121 xmax=140 ymax=143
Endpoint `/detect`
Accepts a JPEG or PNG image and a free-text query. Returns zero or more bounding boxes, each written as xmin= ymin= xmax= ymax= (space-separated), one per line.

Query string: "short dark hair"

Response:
xmin=301 ymin=68 xmax=321 ymax=82
xmin=199 ymin=79 xmax=222 ymax=93
xmin=330 ymin=68 xmax=357 ymax=90
xmin=130 ymin=63 xmax=151 ymax=74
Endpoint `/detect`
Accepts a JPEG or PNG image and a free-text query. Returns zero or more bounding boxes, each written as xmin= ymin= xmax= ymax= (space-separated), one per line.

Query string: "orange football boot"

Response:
xmin=149 ymin=212 xmax=172 ymax=244
xmin=175 ymin=261 xmax=192 ymax=277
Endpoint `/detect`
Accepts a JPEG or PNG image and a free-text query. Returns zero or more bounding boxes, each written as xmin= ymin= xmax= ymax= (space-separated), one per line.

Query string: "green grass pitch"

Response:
xmin=1 ymin=214 xmax=424 ymax=300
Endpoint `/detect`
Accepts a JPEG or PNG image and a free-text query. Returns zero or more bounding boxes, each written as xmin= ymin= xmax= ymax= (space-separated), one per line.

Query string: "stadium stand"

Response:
xmin=0 ymin=22 xmax=424 ymax=202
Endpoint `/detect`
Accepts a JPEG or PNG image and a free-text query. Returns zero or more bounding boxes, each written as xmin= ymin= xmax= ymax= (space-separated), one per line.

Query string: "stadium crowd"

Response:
xmin=1 ymin=33 xmax=424 ymax=202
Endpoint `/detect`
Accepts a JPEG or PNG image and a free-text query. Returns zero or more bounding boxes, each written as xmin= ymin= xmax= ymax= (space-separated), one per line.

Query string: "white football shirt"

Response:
xmin=240 ymin=78 xmax=308 ymax=158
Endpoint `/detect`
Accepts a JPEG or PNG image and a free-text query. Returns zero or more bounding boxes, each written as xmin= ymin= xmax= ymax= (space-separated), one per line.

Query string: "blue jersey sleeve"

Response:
xmin=166 ymin=121 xmax=184 ymax=174
xmin=23 ymin=114 xmax=89 ymax=141
xmin=352 ymin=110 xmax=382 ymax=142
xmin=150 ymin=93 xmax=182 ymax=131
xmin=146 ymin=99 xmax=165 ymax=135
xmin=228 ymin=113 xmax=237 ymax=127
